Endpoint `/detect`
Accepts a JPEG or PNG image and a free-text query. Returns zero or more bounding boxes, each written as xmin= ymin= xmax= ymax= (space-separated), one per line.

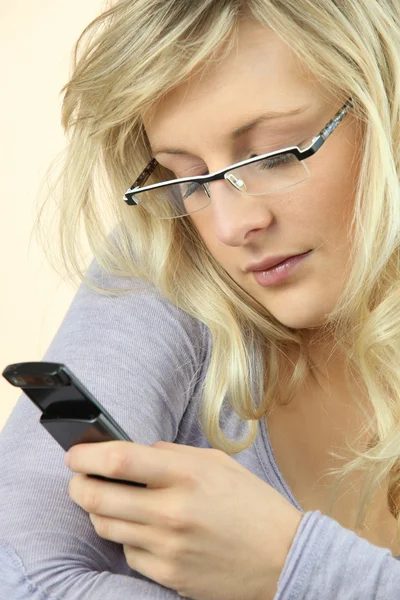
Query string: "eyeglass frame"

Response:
xmin=123 ymin=97 xmax=354 ymax=210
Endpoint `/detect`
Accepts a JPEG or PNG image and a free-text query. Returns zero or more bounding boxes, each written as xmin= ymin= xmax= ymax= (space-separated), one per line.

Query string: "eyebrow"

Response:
xmin=151 ymin=105 xmax=310 ymax=156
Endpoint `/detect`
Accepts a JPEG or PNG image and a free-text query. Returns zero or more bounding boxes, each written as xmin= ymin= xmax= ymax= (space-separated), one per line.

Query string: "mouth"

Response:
xmin=247 ymin=250 xmax=313 ymax=273
xmin=251 ymin=249 xmax=313 ymax=287
xmin=264 ymin=250 xmax=313 ymax=270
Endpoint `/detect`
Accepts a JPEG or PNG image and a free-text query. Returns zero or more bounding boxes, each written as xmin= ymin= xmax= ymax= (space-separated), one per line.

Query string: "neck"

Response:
xmin=282 ymin=327 xmax=368 ymax=414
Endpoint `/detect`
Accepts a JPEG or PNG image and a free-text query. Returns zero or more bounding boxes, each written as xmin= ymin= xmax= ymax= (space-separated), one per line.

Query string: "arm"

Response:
xmin=0 ymin=256 xmax=205 ymax=599
xmin=0 ymin=539 xmax=180 ymax=600
xmin=274 ymin=510 xmax=400 ymax=599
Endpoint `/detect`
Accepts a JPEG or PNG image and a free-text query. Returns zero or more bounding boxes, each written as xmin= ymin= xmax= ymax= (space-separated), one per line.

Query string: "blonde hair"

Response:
xmin=34 ymin=0 xmax=400 ymax=543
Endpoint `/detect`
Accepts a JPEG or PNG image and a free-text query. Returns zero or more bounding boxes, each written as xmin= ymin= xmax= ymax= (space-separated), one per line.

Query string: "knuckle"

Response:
xmin=105 ymin=447 xmax=129 ymax=479
xmin=123 ymin=544 xmax=134 ymax=561
xmin=92 ymin=515 xmax=108 ymax=538
xmin=83 ymin=484 xmax=102 ymax=513
xmin=166 ymin=536 xmax=186 ymax=562
xmin=123 ymin=545 xmax=136 ymax=569
xmin=162 ymin=501 xmax=190 ymax=532
xmin=181 ymin=463 xmax=200 ymax=487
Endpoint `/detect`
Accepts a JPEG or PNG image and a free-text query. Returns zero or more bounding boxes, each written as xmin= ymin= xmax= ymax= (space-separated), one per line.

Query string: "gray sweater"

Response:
xmin=1 ymin=256 xmax=400 ymax=599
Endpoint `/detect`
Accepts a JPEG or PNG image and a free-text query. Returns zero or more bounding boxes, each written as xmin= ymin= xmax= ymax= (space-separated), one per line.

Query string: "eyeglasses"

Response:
xmin=123 ymin=98 xmax=353 ymax=219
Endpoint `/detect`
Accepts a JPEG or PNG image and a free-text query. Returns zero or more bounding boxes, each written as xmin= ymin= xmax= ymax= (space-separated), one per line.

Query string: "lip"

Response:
xmin=246 ymin=250 xmax=312 ymax=273
xmin=251 ymin=250 xmax=313 ymax=287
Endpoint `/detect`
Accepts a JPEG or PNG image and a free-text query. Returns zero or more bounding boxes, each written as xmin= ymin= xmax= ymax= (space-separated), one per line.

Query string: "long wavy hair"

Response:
xmin=33 ymin=0 xmax=400 ymax=543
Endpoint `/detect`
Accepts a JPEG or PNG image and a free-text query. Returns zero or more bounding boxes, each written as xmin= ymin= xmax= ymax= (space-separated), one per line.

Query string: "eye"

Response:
xmin=256 ymin=152 xmax=296 ymax=170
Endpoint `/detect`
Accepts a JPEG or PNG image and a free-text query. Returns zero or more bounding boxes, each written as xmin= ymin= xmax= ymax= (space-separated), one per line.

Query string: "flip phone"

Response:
xmin=2 ymin=361 xmax=147 ymax=487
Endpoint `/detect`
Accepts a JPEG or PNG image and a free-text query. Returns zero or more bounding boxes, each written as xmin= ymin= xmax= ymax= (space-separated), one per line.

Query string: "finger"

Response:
xmin=152 ymin=441 xmax=221 ymax=458
xmin=69 ymin=473 xmax=170 ymax=526
xmin=89 ymin=513 xmax=152 ymax=548
xmin=123 ymin=544 xmax=169 ymax=590
xmin=67 ymin=441 xmax=155 ymax=485
xmin=66 ymin=440 xmax=202 ymax=489
xmin=66 ymin=441 xmax=139 ymax=477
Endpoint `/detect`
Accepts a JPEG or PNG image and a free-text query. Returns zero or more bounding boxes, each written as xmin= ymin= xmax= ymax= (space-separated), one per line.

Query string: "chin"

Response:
xmin=277 ymin=316 xmax=326 ymax=330
xmin=267 ymin=303 xmax=329 ymax=330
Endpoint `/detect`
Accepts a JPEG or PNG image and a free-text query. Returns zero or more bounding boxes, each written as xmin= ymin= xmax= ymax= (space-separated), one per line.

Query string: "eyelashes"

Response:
xmin=168 ymin=139 xmax=309 ymax=179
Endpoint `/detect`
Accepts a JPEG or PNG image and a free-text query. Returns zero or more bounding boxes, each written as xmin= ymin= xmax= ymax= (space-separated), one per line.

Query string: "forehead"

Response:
xmin=143 ymin=18 xmax=328 ymax=146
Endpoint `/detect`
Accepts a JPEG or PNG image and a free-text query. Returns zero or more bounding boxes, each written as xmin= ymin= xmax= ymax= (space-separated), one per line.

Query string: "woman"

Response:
xmin=1 ymin=0 xmax=400 ymax=598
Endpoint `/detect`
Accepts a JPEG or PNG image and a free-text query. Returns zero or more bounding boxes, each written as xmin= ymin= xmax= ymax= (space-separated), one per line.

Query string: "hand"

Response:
xmin=66 ymin=440 xmax=303 ymax=600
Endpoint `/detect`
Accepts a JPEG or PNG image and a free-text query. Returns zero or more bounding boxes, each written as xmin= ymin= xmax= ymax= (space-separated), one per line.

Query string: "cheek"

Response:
xmin=298 ymin=148 xmax=359 ymax=248
xmin=299 ymin=115 xmax=361 ymax=225
xmin=189 ymin=212 xmax=234 ymax=269
xmin=189 ymin=211 xmax=215 ymax=247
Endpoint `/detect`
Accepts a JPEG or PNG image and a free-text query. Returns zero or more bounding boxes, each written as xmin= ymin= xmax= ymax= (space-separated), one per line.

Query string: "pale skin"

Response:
xmin=66 ymin=15 xmax=372 ymax=600
xmin=144 ymin=16 xmax=364 ymax=385
xmin=66 ymin=440 xmax=303 ymax=600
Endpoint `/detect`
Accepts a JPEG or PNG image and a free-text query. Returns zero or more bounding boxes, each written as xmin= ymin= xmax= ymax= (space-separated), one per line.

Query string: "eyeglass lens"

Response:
xmin=133 ymin=152 xmax=309 ymax=219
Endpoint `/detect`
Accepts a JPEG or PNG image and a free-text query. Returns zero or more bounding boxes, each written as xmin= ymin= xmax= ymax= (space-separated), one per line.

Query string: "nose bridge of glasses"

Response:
xmin=224 ymin=172 xmax=247 ymax=192
xmin=202 ymin=175 xmax=244 ymax=198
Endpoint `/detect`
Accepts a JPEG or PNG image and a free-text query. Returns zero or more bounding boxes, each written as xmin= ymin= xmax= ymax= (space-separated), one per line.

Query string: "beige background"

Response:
xmin=0 ymin=1 xmax=106 ymax=431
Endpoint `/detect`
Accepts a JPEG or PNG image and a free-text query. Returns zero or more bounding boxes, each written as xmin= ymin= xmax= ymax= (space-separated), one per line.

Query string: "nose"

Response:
xmin=207 ymin=179 xmax=275 ymax=246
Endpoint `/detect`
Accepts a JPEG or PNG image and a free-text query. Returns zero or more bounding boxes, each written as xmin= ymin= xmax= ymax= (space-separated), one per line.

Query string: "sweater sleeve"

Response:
xmin=274 ymin=510 xmax=400 ymax=599
xmin=0 ymin=255 xmax=207 ymax=599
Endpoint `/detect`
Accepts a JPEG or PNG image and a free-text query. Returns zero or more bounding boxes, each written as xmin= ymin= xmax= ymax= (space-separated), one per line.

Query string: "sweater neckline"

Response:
xmin=258 ymin=417 xmax=400 ymax=559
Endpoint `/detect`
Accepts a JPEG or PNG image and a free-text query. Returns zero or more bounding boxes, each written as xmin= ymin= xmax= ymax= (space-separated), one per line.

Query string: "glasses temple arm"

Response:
xmin=131 ymin=157 xmax=159 ymax=188
xmin=319 ymin=97 xmax=354 ymax=142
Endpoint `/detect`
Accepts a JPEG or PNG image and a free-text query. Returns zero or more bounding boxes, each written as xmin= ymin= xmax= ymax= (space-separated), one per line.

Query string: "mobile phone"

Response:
xmin=2 ymin=361 xmax=147 ymax=488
